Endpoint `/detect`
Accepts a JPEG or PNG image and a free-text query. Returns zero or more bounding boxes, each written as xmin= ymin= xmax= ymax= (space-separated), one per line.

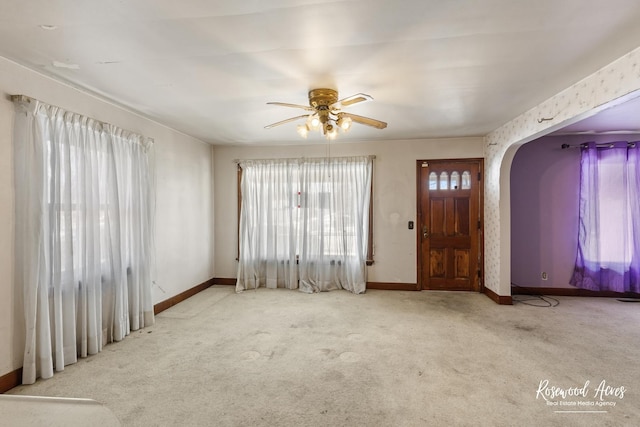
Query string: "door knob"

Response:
xmin=422 ymin=225 xmax=429 ymax=238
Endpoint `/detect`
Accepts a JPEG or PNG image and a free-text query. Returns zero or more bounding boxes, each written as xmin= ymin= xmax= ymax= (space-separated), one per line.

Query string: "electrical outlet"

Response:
xmin=541 ymin=272 xmax=548 ymax=281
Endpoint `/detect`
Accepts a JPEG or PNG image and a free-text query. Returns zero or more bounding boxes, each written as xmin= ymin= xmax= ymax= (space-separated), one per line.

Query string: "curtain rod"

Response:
xmin=561 ymin=141 xmax=638 ymax=149
xmin=11 ymin=94 xmax=154 ymax=145
xmin=233 ymin=155 xmax=376 ymax=164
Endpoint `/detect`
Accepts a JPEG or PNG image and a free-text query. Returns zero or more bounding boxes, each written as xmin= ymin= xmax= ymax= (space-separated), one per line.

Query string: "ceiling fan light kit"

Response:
xmin=266 ymin=88 xmax=387 ymax=140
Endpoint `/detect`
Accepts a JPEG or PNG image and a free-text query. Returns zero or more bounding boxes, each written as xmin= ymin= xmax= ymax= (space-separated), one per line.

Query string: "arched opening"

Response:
xmin=501 ymin=94 xmax=640 ymax=298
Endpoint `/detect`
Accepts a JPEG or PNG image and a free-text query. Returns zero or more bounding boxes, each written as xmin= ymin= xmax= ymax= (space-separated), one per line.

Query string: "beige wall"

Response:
xmin=0 ymin=57 xmax=214 ymax=377
xmin=213 ymin=138 xmax=485 ymax=284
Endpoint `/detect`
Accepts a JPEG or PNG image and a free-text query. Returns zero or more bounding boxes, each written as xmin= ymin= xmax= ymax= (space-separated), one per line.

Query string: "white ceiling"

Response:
xmin=2 ymin=0 xmax=640 ymax=145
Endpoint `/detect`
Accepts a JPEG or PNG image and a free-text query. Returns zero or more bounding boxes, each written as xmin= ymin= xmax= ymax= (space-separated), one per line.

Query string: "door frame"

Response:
xmin=416 ymin=158 xmax=485 ymax=291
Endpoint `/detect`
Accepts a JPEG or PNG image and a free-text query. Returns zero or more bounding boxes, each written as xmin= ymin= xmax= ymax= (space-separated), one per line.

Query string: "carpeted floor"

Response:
xmin=6 ymin=285 xmax=640 ymax=426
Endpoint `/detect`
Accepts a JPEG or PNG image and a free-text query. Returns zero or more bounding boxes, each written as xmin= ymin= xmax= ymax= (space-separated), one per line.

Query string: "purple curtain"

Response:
xmin=570 ymin=141 xmax=640 ymax=292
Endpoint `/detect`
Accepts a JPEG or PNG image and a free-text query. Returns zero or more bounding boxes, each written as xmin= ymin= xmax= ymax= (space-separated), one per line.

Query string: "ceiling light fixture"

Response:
xmin=337 ymin=115 xmax=352 ymax=131
xmin=296 ymin=124 xmax=309 ymax=138
xmin=265 ymin=88 xmax=387 ymax=140
xmin=39 ymin=24 xmax=58 ymax=30
xmin=324 ymin=120 xmax=338 ymax=140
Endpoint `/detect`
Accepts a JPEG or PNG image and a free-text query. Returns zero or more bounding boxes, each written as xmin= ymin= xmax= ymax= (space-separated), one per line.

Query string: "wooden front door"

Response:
xmin=417 ymin=159 xmax=483 ymax=291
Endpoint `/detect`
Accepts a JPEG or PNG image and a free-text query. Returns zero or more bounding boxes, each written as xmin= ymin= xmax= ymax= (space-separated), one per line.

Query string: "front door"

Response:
xmin=417 ymin=159 xmax=483 ymax=291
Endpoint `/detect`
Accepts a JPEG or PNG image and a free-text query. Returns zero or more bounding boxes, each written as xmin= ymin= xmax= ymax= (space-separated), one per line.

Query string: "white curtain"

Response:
xmin=236 ymin=156 xmax=372 ymax=294
xmin=236 ymin=159 xmax=299 ymax=290
xmin=13 ymin=98 xmax=155 ymax=384
xmin=298 ymin=157 xmax=372 ymax=294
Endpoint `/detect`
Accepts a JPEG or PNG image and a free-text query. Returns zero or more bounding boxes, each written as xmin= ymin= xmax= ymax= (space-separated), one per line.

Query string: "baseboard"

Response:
xmin=154 ymin=278 xmax=215 ymax=315
xmin=366 ymin=282 xmax=419 ymax=291
xmin=212 ymin=277 xmax=236 ymax=286
xmin=214 ymin=279 xmax=420 ymax=291
xmin=512 ymin=286 xmax=640 ymax=299
xmin=211 ymin=279 xmax=501 ymax=293
xmin=0 ymin=368 xmax=22 ymax=394
xmin=483 ymin=287 xmax=513 ymax=305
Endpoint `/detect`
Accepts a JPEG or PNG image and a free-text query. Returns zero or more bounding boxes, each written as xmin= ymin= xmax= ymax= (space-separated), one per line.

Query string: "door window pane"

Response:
xmin=439 ymin=172 xmax=449 ymax=190
xmin=450 ymin=171 xmax=460 ymax=190
xmin=461 ymin=171 xmax=471 ymax=189
xmin=429 ymin=172 xmax=438 ymax=190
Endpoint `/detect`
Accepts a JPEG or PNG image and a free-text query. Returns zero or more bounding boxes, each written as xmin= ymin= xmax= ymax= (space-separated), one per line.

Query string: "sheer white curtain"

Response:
xmin=236 ymin=159 xmax=299 ymax=290
xmin=298 ymin=157 xmax=372 ymax=294
xmin=236 ymin=156 xmax=372 ymax=294
xmin=13 ymin=97 xmax=155 ymax=384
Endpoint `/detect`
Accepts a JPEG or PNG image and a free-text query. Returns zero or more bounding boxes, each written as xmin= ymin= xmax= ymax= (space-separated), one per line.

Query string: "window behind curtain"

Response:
xmin=237 ymin=160 xmax=374 ymax=262
xmin=14 ymin=98 xmax=155 ymax=384
xmin=236 ymin=156 xmax=373 ymax=294
xmin=571 ymin=141 xmax=640 ymax=292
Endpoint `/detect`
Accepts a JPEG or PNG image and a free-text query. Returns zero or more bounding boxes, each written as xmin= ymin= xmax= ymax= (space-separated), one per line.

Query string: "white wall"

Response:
xmin=213 ymin=138 xmax=484 ymax=284
xmin=0 ymin=57 xmax=214 ymax=378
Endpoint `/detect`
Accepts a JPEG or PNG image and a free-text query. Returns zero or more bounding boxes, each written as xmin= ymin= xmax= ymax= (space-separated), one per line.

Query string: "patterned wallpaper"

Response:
xmin=484 ymin=46 xmax=640 ymax=296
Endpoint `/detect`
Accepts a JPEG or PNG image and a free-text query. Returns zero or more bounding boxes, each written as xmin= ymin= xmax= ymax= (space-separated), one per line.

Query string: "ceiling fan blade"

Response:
xmin=341 ymin=112 xmax=387 ymax=129
xmin=264 ymin=114 xmax=309 ymax=129
xmin=267 ymin=102 xmax=314 ymax=111
xmin=331 ymin=93 xmax=373 ymax=109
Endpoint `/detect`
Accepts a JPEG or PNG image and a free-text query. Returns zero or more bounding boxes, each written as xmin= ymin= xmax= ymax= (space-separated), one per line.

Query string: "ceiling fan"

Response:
xmin=265 ymin=88 xmax=387 ymax=140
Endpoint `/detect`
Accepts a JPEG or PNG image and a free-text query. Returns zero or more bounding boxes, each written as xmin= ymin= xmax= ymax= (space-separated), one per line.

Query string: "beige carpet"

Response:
xmin=6 ymin=285 xmax=640 ymax=426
